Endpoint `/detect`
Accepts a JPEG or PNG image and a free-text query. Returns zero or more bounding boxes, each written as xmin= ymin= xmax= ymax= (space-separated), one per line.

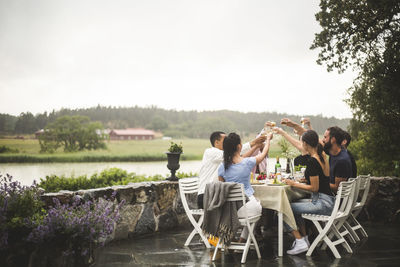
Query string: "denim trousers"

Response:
xmin=285 ymin=192 xmax=335 ymax=232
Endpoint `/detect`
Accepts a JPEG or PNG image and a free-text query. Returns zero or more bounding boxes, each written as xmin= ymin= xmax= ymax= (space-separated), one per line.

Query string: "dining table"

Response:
xmin=252 ymin=182 xmax=309 ymax=257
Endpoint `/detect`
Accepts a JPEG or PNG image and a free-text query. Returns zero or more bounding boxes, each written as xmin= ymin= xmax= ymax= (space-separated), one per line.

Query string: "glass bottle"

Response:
xmin=275 ymin=157 xmax=281 ymax=174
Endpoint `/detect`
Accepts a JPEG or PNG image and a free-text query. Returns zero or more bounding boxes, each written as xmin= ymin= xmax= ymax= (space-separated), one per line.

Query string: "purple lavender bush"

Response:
xmin=0 ymin=174 xmax=45 ymax=266
xmin=0 ymin=174 xmax=124 ymax=267
xmin=28 ymin=192 xmax=124 ymax=266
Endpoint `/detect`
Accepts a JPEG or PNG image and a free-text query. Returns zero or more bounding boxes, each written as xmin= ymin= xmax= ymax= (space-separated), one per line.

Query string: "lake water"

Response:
xmin=0 ymin=158 xmax=285 ymax=186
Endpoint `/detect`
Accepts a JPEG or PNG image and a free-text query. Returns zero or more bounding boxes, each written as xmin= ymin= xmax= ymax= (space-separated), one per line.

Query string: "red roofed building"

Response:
xmin=109 ymin=128 xmax=155 ymax=140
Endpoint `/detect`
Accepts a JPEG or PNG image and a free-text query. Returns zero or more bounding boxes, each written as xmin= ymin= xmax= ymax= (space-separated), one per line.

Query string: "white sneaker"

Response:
xmin=290 ymin=236 xmax=310 ymax=247
xmin=287 ymin=238 xmax=309 ymax=255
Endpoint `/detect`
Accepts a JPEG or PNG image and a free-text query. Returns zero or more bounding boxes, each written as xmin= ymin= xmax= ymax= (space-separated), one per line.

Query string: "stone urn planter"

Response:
xmin=166 ymin=152 xmax=181 ymax=181
xmin=166 ymin=142 xmax=183 ymax=181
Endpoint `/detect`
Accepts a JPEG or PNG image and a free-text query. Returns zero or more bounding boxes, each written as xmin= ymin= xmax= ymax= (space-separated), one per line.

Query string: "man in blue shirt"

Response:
xmin=342 ymin=131 xmax=357 ymax=178
xmin=322 ymin=126 xmax=353 ymax=193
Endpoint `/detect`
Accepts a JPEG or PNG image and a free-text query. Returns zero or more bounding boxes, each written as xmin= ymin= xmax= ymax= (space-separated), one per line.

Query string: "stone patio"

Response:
xmin=94 ymin=222 xmax=400 ymax=266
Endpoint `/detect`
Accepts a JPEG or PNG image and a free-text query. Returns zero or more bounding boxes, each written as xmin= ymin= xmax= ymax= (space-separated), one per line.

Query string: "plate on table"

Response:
xmin=267 ymin=183 xmax=285 ymax=186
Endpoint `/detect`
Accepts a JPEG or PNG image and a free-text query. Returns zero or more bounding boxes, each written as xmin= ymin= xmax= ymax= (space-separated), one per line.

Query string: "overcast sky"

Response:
xmin=0 ymin=0 xmax=355 ymax=118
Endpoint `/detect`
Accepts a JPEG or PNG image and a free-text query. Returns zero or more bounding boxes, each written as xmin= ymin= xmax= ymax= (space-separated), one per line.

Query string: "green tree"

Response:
xmin=0 ymin=114 xmax=17 ymax=133
xmin=14 ymin=112 xmax=37 ymax=134
xmin=149 ymin=115 xmax=168 ymax=131
xmin=35 ymin=112 xmax=48 ymax=130
xmin=39 ymin=115 xmax=106 ymax=152
xmin=311 ymin=0 xmax=400 ymax=175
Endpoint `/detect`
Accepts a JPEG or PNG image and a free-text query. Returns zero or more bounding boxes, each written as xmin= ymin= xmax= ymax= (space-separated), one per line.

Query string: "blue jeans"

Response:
xmin=285 ymin=192 xmax=335 ymax=232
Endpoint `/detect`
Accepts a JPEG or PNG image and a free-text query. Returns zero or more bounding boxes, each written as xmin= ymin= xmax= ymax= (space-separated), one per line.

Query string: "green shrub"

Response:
xmin=0 ymin=145 xmax=19 ymax=154
xmin=38 ymin=168 xmax=198 ymax=192
xmin=0 ymin=175 xmax=45 ymax=266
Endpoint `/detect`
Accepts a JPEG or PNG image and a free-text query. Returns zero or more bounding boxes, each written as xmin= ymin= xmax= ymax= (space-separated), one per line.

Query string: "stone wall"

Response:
xmin=360 ymin=176 xmax=400 ymax=223
xmin=40 ymin=176 xmax=400 ymax=244
xmin=41 ymin=181 xmax=197 ymax=242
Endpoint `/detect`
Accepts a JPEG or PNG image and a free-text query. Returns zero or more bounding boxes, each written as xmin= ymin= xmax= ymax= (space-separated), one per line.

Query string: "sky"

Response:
xmin=0 ymin=0 xmax=356 ymax=119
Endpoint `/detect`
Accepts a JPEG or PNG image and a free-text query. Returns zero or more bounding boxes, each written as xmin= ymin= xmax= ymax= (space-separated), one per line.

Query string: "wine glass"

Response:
xmin=262 ymin=121 xmax=276 ymax=136
xmin=301 ymin=117 xmax=306 ymax=128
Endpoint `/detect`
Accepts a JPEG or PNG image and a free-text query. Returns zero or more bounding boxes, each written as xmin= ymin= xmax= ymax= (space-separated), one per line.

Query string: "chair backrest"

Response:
xmin=357 ymin=175 xmax=371 ymax=207
xmin=331 ymin=180 xmax=356 ymax=218
xmin=225 ymin=183 xmax=248 ymax=218
xmin=179 ymin=177 xmax=200 ymax=212
xmin=349 ymin=177 xmax=361 ymax=209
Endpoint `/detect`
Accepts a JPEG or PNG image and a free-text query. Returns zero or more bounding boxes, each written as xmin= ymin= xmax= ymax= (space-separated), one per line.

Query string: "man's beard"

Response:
xmin=323 ymin=140 xmax=332 ymax=155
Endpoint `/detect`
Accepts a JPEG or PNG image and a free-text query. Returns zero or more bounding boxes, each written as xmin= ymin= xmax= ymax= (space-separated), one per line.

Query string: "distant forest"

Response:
xmin=0 ymin=106 xmax=350 ymax=138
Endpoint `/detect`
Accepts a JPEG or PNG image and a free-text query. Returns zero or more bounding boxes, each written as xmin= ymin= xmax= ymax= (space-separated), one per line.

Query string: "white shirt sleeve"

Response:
xmin=240 ymin=142 xmax=251 ymax=155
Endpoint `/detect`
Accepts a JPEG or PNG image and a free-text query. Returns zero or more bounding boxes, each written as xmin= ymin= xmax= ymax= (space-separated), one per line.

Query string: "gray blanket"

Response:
xmin=201 ymin=181 xmax=242 ymax=244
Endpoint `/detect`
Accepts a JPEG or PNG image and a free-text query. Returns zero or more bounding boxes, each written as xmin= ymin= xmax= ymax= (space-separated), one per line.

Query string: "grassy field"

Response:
xmin=0 ymin=138 xmax=283 ymax=163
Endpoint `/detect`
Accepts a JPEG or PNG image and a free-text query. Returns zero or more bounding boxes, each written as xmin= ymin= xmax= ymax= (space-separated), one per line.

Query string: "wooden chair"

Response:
xmin=211 ymin=183 xmax=261 ymax=264
xmin=178 ymin=177 xmax=211 ymax=248
xmin=302 ymin=180 xmax=356 ymax=258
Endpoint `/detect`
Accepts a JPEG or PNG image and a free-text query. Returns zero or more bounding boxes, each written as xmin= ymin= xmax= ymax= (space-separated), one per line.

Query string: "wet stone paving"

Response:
xmin=94 ymin=222 xmax=400 ymax=267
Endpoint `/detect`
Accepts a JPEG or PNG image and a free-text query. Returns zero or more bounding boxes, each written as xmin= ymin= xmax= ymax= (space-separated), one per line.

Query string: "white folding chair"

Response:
xmin=302 ymin=180 xmax=356 ymax=258
xmin=337 ymin=177 xmax=361 ymax=244
xmin=212 ymin=183 xmax=261 ymax=264
xmin=343 ymin=175 xmax=371 ymax=241
xmin=178 ymin=177 xmax=211 ymax=248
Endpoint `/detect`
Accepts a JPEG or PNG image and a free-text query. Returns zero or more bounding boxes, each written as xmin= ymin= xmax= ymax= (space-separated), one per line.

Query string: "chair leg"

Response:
xmin=248 ymin=223 xmax=261 ymax=259
xmin=196 ymin=215 xmax=212 ymax=248
xmin=241 ymin=235 xmax=251 ymax=264
xmin=322 ymin=234 xmax=341 ymax=259
xmin=358 ymin=225 xmax=368 ymax=238
xmin=343 ymin=221 xmax=358 ymax=243
xmin=350 ymin=214 xmax=368 ymax=238
xmin=321 ymin=220 xmax=347 ymax=250
xmin=306 ymin=220 xmax=325 ymax=257
xmin=311 ymin=222 xmax=342 ymax=259
xmin=331 ymin=224 xmax=353 ymax=254
xmin=184 ymin=228 xmax=197 ymax=246
xmin=212 ymin=237 xmax=222 ymax=261
xmin=185 ymin=214 xmax=211 ymax=248
xmin=240 ymin=222 xmax=260 ymax=263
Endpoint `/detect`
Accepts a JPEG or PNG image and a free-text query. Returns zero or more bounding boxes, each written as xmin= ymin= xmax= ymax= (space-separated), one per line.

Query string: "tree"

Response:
xmin=149 ymin=116 xmax=168 ymax=131
xmin=35 ymin=112 xmax=48 ymax=130
xmin=0 ymin=114 xmax=17 ymax=133
xmin=14 ymin=112 xmax=37 ymax=134
xmin=311 ymin=0 xmax=400 ymax=175
xmin=39 ymin=116 xmax=106 ymax=153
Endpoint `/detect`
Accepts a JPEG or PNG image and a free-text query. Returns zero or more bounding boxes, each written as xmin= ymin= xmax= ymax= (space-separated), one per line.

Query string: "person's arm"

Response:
xmin=330 ymin=177 xmax=347 ymax=192
xmin=285 ymin=176 xmax=319 ymax=192
xmin=240 ymin=135 xmax=266 ymax=156
xmin=255 ymin=133 xmax=272 ymax=164
xmin=250 ymin=135 xmax=267 ymax=147
xmin=218 ymin=176 xmax=225 ymax=182
xmin=303 ymin=118 xmax=312 ymax=130
xmin=242 ymin=144 xmax=260 ymax=158
xmin=274 ymin=127 xmax=306 ymax=154
xmin=210 ymin=148 xmax=224 ymax=163
xmin=329 ymin=160 xmax=352 ymax=192
xmin=281 ymin=118 xmax=307 ymax=136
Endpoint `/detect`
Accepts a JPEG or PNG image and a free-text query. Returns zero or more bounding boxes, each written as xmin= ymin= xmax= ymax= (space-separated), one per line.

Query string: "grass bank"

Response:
xmin=0 ymin=138 xmax=282 ymax=163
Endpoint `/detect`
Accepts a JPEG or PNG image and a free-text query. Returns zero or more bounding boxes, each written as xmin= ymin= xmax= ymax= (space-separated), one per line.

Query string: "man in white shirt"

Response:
xmin=197 ymin=131 xmax=266 ymax=208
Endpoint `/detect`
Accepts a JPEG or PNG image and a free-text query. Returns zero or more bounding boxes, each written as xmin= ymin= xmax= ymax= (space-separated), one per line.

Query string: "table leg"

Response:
xmin=278 ymin=211 xmax=283 ymax=257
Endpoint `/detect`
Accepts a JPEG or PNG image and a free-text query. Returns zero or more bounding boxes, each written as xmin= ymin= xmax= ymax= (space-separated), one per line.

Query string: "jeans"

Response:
xmin=285 ymin=192 xmax=335 ymax=232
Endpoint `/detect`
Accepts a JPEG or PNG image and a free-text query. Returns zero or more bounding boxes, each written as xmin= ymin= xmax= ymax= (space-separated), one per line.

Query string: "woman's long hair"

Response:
xmin=301 ymin=130 xmax=325 ymax=164
xmin=223 ymin=133 xmax=241 ymax=170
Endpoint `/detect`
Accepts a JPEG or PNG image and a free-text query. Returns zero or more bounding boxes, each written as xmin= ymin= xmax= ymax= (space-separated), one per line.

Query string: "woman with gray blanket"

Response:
xmin=218 ymin=132 xmax=273 ymax=242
